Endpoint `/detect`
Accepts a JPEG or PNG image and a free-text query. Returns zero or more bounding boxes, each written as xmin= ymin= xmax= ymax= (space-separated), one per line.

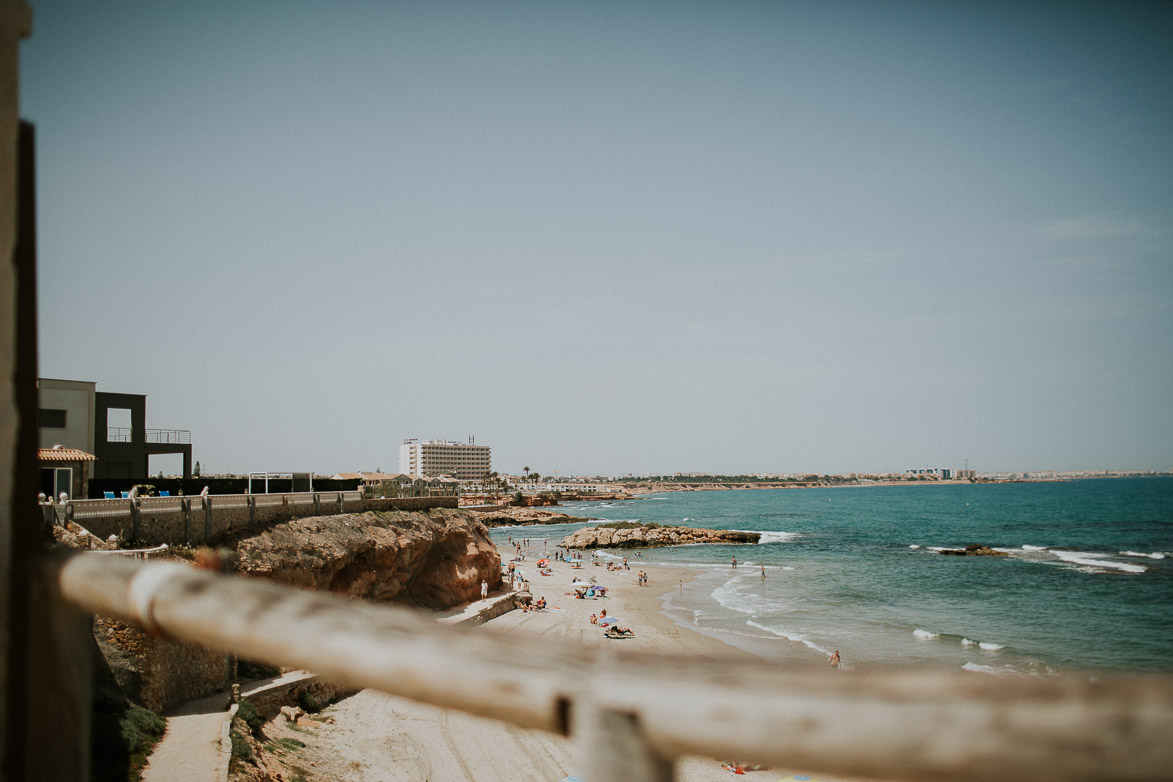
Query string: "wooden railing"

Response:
xmin=47 ymin=551 xmax=1173 ymax=782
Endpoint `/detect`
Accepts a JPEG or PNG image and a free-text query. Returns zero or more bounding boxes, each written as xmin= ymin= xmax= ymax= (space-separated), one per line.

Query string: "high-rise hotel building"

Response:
xmin=398 ymin=437 xmax=491 ymax=482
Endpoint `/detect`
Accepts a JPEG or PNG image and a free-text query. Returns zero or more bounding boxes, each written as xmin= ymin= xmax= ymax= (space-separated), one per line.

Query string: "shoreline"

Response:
xmin=253 ymin=540 xmax=863 ymax=782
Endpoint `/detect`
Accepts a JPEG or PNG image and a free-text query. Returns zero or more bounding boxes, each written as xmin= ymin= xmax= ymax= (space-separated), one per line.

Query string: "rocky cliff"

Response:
xmin=234 ymin=508 xmax=502 ymax=609
xmin=561 ymin=524 xmax=760 ymax=549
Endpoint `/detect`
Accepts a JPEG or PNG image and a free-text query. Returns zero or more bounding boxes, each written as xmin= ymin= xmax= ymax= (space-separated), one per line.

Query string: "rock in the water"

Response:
xmin=560 ymin=524 xmax=759 ymax=549
xmin=939 ymin=544 xmax=1007 ymax=557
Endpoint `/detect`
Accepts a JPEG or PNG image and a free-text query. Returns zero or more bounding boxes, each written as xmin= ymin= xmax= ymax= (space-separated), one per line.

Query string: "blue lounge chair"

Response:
xmin=103 ymin=491 xmax=115 ymax=499
xmin=159 ymin=490 xmax=170 ymax=497
xmin=120 ymin=491 xmax=130 ymax=498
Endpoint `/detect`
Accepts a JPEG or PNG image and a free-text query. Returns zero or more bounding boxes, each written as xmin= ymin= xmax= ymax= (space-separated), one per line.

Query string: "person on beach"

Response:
xmin=761 ymin=564 xmax=766 ymax=577
xmin=830 ymin=650 xmax=841 ymax=669
xmin=481 ymin=580 xmax=488 ymax=599
xmin=731 ymin=557 xmax=737 ymax=569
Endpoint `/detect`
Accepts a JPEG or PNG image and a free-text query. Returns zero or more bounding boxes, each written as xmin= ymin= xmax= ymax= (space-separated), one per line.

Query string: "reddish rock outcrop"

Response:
xmin=233 ymin=508 xmax=501 ymax=609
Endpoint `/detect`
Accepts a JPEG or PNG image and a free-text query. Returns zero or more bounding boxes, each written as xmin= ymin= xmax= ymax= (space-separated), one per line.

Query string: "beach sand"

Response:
xmin=259 ymin=542 xmax=885 ymax=782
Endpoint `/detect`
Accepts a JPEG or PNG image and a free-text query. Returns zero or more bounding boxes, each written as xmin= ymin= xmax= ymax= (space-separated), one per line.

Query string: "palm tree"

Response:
xmin=523 ymin=466 xmax=530 ymax=482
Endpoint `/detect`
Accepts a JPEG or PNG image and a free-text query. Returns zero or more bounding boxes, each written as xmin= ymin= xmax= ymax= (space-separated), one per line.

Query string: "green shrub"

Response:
xmin=119 ymin=706 xmax=165 ymax=757
xmin=229 ymin=728 xmax=253 ymax=762
xmin=266 ymin=737 xmax=306 ymax=752
xmin=297 ymin=690 xmax=322 ymax=714
xmin=237 ymin=699 xmax=263 ymax=735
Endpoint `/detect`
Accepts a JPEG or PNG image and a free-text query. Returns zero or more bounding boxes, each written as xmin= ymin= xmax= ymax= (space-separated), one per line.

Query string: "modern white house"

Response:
xmin=398 ymin=437 xmax=491 ymax=481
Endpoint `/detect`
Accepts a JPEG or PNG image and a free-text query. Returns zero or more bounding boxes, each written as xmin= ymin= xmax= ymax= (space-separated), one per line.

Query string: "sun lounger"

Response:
xmin=103 ymin=491 xmax=116 ymax=499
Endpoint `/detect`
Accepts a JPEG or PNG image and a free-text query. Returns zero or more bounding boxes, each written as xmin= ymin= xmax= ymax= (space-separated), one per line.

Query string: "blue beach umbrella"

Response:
xmin=560 ymin=776 xmax=585 ymax=782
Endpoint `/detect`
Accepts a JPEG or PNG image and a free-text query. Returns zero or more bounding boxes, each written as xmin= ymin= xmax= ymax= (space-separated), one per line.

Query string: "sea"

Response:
xmin=489 ymin=477 xmax=1173 ymax=676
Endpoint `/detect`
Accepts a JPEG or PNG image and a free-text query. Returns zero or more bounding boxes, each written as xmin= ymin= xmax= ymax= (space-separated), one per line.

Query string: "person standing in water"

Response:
xmin=731 ymin=557 xmax=737 ymax=569
xmin=830 ymin=650 xmax=841 ymax=669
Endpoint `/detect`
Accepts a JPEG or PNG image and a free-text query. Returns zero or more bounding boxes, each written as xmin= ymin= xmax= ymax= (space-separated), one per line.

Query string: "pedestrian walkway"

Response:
xmin=141 ymin=670 xmax=317 ymax=782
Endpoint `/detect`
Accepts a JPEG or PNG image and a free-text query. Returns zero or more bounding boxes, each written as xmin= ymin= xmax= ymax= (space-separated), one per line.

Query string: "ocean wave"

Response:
xmin=913 ymin=629 xmax=938 ymax=640
xmin=1021 ymin=544 xmax=1049 ymax=552
xmin=752 ymin=530 xmax=801 ymax=544
xmin=745 ymin=620 xmax=833 ymax=656
xmin=711 ymin=576 xmax=779 ymax=616
xmin=1050 ymin=549 xmax=1147 ymax=574
xmin=979 ymin=641 xmax=1004 ymax=651
xmin=962 ymin=662 xmax=1021 ymax=677
xmin=961 ymin=637 xmax=976 ymax=646
xmin=1120 ymin=550 xmax=1167 ymax=560
xmin=908 ymin=544 xmax=921 ymax=549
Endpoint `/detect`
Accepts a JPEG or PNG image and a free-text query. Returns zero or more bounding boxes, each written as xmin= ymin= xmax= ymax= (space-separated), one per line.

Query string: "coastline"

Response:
xmin=253 ymin=540 xmax=867 ymax=782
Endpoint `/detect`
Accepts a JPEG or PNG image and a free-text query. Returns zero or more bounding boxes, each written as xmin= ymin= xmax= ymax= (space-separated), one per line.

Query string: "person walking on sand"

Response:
xmin=481 ymin=580 xmax=488 ymax=600
xmin=830 ymin=650 xmax=841 ymax=669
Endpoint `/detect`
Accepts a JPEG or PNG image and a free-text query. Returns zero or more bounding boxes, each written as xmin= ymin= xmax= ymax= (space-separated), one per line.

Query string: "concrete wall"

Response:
xmin=36 ymin=379 xmax=95 ymax=453
xmin=56 ymin=492 xmax=459 ymax=546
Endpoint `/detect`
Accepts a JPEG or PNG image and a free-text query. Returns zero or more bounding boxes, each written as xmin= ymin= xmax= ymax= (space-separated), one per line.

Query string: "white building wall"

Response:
xmin=398 ymin=439 xmax=491 ymax=481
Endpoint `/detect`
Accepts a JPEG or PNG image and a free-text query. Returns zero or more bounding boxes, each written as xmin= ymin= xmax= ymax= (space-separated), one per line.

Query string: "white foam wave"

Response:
xmin=754 ymin=530 xmax=800 ymax=544
xmin=908 ymin=544 xmax=921 ymax=550
xmin=1050 ymin=549 xmax=1147 ymax=574
xmin=1121 ymin=550 xmax=1166 ymax=560
xmin=782 ymin=566 xmax=795 ymax=571
xmin=913 ymin=629 xmax=938 ymax=640
xmin=745 ymin=620 xmax=833 ymax=656
xmin=979 ymin=641 xmax=1004 ymax=651
xmin=711 ymin=576 xmax=777 ymax=616
xmin=1021 ymin=544 xmax=1049 ymax=552
xmin=961 ymin=638 xmax=976 ymax=646
xmin=962 ymin=662 xmax=1017 ymax=676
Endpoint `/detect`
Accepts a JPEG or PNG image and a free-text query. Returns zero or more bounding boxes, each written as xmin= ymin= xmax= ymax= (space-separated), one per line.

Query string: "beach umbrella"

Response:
xmin=598 ymin=615 xmax=618 ymax=626
xmin=560 ymin=776 xmax=585 ymax=782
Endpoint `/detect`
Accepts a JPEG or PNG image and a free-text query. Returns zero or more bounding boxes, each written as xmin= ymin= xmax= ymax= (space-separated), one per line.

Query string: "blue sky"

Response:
xmin=21 ymin=1 xmax=1173 ymax=476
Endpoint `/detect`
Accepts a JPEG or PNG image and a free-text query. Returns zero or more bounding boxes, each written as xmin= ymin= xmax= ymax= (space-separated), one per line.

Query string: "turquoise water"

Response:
xmin=490 ymin=478 xmax=1173 ymax=675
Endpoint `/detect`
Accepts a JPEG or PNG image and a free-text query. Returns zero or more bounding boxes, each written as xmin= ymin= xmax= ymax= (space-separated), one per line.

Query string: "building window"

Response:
xmin=39 ymin=408 xmax=67 ymax=429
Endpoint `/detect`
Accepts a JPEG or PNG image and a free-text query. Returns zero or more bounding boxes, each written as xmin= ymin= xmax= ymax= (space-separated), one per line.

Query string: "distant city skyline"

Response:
xmin=21 ymin=2 xmax=1173 ymax=477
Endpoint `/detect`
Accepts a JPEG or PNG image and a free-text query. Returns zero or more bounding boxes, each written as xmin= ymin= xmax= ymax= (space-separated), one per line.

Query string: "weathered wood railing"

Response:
xmin=48 ymin=550 xmax=1173 ymax=782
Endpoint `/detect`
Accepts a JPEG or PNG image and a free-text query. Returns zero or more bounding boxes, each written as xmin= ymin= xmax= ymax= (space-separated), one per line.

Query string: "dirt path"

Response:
xmin=140 ymin=691 xmax=230 ymax=782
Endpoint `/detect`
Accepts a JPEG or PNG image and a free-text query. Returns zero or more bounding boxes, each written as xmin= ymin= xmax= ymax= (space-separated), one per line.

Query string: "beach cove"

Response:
xmin=250 ymin=536 xmax=872 ymax=782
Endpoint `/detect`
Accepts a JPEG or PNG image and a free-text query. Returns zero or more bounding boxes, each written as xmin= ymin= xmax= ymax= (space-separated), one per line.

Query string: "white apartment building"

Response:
xmin=398 ymin=438 xmax=491 ymax=482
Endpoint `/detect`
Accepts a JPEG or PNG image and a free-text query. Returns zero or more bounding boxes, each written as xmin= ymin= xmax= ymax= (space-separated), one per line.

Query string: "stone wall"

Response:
xmin=63 ymin=494 xmax=458 ymax=546
xmin=94 ymin=617 xmax=232 ymax=714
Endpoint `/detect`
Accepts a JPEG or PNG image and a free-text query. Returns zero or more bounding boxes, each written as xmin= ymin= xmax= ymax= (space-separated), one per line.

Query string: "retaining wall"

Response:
xmin=48 ymin=493 xmax=458 ymax=546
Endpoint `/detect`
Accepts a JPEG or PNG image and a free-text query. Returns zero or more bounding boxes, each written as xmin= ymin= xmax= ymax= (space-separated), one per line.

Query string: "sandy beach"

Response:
xmin=258 ymin=540 xmax=884 ymax=782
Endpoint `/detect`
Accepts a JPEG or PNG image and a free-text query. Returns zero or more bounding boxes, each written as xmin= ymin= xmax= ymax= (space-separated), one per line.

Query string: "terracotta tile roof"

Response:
xmin=38 ymin=447 xmax=97 ymax=462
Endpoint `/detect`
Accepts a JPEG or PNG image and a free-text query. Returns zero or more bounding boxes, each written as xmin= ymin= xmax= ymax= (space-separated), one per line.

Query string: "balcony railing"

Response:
xmin=104 ymin=427 xmax=191 ymax=444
